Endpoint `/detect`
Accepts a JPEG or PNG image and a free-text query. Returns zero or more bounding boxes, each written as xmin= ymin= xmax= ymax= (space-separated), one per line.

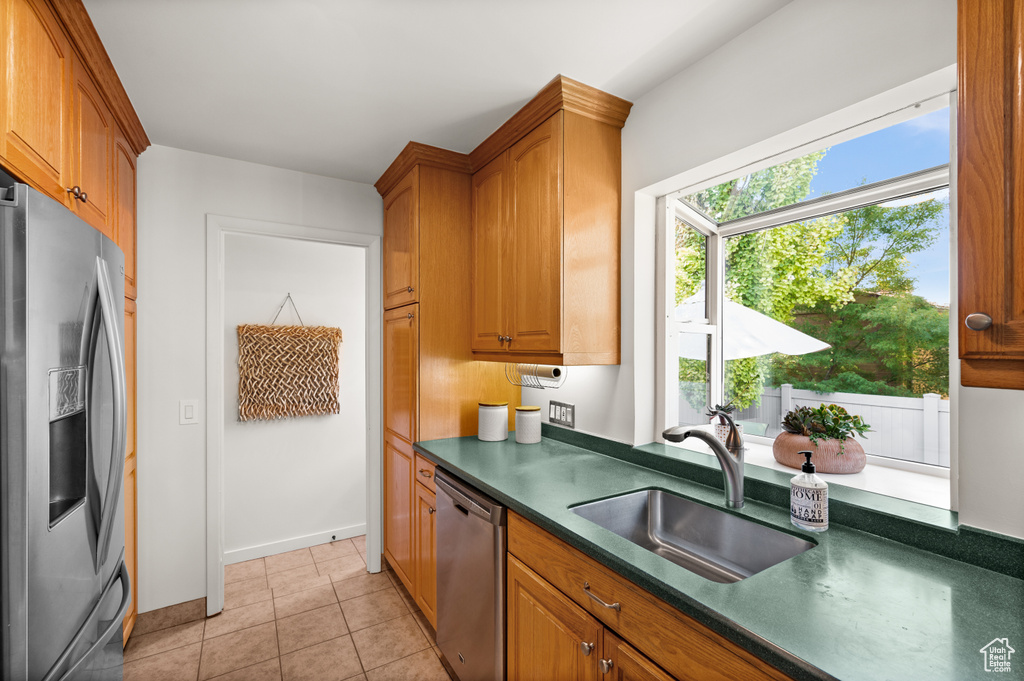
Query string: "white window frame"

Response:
xmin=656 ymin=94 xmax=955 ymax=462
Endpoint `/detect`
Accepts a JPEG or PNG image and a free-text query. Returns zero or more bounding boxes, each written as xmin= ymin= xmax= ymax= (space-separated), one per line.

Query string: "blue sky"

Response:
xmin=808 ymin=107 xmax=951 ymax=304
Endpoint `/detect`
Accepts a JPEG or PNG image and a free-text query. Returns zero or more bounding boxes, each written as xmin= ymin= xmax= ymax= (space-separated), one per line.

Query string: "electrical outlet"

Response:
xmin=549 ymin=400 xmax=575 ymax=429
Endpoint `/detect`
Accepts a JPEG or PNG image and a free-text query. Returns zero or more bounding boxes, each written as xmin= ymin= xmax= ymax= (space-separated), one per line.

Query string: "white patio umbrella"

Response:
xmin=676 ymin=287 xmax=830 ymax=360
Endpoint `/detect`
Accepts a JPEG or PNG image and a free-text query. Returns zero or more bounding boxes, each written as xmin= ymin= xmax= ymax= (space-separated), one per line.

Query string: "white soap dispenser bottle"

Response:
xmin=791 ymin=450 xmax=828 ymax=532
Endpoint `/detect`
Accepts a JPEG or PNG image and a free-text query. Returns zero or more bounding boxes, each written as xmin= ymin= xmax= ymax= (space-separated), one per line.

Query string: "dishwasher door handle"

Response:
xmin=436 ymin=476 xmax=494 ymax=522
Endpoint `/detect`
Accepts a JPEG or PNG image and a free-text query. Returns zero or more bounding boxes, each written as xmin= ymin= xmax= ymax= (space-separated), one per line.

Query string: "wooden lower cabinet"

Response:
xmin=508 ymin=554 xmax=602 ymax=681
xmin=604 ymin=631 xmax=675 ymax=681
xmin=413 ymin=483 xmax=437 ymax=627
xmin=384 ymin=433 xmax=415 ymax=588
xmin=507 ymin=512 xmax=793 ymax=681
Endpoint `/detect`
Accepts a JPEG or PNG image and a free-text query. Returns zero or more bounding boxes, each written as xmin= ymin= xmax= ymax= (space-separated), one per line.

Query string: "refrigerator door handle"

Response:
xmin=40 ymin=552 xmax=131 ymax=681
xmin=93 ymin=257 xmax=127 ymax=572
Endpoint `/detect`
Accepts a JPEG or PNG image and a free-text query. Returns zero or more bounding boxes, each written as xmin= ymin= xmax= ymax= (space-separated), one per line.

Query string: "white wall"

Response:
xmin=223 ymin=233 xmax=366 ymax=562
xmin=136 ymin=145 xmax=381 ymax=611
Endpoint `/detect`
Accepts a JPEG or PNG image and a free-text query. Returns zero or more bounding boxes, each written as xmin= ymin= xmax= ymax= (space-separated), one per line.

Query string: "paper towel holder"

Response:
xmin=505 ymin=363 xmax=566 ymax=389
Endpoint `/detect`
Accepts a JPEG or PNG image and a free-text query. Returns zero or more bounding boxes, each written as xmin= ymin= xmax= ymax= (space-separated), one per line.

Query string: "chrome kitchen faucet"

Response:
xmin=662 ymin=414 xmax=745 ymax=509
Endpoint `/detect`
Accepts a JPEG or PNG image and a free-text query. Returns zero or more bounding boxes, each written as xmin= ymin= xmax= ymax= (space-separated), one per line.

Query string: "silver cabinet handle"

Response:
xmin=428 ymin=507 xmax=435 ymax=515
xmin=79 ymin=191 xmax=87 ymax=203
xmin=580 ymin=641 xmax=595 ymax=656
xmin=583 ymin=582 xmax=620 ymax=611
xmin=407 ymin=286 xmax=414 ymax=293
xmin=419 ymin=469 xmax=432 ymax=478
xmin=66 ymin=186 xmax=82 ymax=201
xmin=407 ymin=312 xmax=414 ymax=319
xmin=599 ymin=659 xmax=614 ymax=674
xmin=965 ymin=313 xmax=993 ymax=330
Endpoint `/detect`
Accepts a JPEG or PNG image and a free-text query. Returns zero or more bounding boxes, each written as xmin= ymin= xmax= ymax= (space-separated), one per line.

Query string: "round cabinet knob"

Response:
xmin=965 ymin=313 xmax=993 ymax=331
xmin=427 ymin=507 xmax=435 ymax=515
xmin=407 ymin=313 xmax=414 ymax=320
xmin=407 ymin=286 xmax=414 ymax=293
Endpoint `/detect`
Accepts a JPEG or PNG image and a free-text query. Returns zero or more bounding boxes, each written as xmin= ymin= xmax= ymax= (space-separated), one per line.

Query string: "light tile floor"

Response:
xmin=124 ymin=536 xmax=453 ymax=681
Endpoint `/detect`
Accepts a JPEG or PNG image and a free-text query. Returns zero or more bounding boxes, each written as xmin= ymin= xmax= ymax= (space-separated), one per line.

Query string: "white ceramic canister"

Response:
xmin=515 ymin=406 xmax=542 ymax=444
xmin=478 ymin=401 xmax=509 ymax=441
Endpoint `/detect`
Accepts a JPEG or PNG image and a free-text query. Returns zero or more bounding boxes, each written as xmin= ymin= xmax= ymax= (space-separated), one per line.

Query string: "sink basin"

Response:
xmin=570 ymin=489 xmax=814 ymax=583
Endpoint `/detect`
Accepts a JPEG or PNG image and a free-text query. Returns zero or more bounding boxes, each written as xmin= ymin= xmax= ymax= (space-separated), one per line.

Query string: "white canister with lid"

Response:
xmin=478 ymin=402 xmax=509 ymax=441
xmin=515 ymin=406 xmax=542 ymax=444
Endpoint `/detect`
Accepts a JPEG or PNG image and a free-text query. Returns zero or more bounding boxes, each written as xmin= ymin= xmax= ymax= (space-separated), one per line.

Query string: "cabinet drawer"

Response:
xmin=508 ymin=512 xmax=792 ymax=681
xmin=414 ymin=453 xmax=436 ymax=493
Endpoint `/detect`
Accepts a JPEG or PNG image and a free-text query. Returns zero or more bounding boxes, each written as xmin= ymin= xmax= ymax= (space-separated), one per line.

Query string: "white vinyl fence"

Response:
xmin=679 ymin=384 xmax=950 ymax=467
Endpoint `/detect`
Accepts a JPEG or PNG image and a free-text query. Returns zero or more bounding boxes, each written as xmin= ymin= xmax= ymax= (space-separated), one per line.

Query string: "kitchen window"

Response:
xmin=658 ymin=98 xmax=954 ymax=506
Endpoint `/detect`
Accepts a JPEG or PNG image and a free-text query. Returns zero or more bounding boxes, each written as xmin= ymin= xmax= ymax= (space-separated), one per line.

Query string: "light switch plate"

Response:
xmin=549 ymin=400 xmax=575 ymax=429
xmin=179 ymin=399 xmax=200 ymax=425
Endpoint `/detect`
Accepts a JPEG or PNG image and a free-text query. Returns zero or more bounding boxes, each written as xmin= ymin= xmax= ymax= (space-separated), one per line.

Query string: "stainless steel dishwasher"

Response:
xmin=435 ymin=470 xmax=506 ymax=681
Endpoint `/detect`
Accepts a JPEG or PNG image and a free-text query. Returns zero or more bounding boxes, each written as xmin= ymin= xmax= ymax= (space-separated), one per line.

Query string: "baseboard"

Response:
xmin=224 ymin=523 xmax=367 ymax=565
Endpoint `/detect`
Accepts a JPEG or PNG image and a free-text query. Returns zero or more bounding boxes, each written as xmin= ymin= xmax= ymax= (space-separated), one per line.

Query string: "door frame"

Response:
xmin=205 ymin=214 xmax=383 ymax=616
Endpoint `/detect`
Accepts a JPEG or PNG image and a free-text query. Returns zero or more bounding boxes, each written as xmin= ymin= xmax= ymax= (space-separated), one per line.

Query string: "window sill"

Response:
xmin=665 ymin=428 xmax=950 ymax=510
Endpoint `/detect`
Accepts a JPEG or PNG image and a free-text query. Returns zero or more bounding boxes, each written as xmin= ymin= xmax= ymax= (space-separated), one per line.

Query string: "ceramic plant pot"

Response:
xmin=713 ymin=421 xmax=743 ymax=444
xmin=772 ymin=432 xmax=866 ymax=474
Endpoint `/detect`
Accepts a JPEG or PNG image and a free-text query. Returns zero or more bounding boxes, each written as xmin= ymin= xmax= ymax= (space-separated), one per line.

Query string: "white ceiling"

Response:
xmin=83 ymin=0 xmax=791 ymax=185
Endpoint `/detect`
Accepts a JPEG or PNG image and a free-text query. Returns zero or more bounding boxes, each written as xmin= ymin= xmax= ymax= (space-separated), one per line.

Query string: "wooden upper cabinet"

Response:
xmin=507 ymin=554 xmax=602 ymax=681
xmin=471 ymin=152 xmax=508 ymax=352
xmin=508 ymin=113 xmax=563 ymax=354
xmin=958 ymin=0 xmax=1024 ymax=388
xmin=383 ymin=168 xmax=419 ymax=310
xmin=1 ymin=0 xmax=72 ymax=204
xmin=468 ymin=77 xmax=630 ymax=365
xmin=69 ymin=52 xmax=112 ymax=237
xmin=113 ymin=126 xmax=137 ymax=298
xmin=383 ymin=304 xmax=418 ymax=443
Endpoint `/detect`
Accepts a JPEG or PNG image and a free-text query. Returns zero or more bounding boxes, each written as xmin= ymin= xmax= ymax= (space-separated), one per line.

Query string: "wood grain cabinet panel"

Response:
xmin=468 ymin=78 xmax=629 ymax=366
xmin=113 ymin=126 xmax=136 ymax=299
xmin=1 ymin=0 xmax=72 ymax=203
xmin=384 ymin=432 xmax=415 ymax=589
xmin=508 ymin=554 xmax=602 ymax=681
xmin=69 ymin=52 xmax=112 ymax=236
xmin=383 ymin=168 xmax=418 ymax=310
xmin=123 ymin=297 xmax=137 ymax=642
xmin=470 ymin=152 xmax=508 ymax=353
xmin=957 ymin=0 xmax=1024 ymax=388
xmin=507 ymin=113 xmax=563 ymax=355
xmin=383 ymin=304 xmax=418 ymax=444
xmin=413 ymin=484 xmax=437 ymax=628
xmin=603 ymin=631 xmax=675 ymax=681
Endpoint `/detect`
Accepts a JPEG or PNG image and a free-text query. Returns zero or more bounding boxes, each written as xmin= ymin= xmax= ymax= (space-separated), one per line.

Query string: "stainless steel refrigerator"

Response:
xmin=1 ymin=180 xmax=131 ymax=681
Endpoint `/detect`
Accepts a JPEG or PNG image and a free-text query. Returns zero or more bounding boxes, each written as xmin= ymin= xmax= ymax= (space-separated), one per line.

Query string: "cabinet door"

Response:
xmin=508 ymin=112 xmax=563 ymax=354
xmin=383 ymin=304 xmax=418 ymax=443
xmin=123 ymin=298 xmax=138 ymax=642
xmin=70 ymin=53 xmax=112 ymax=237
xmin=383 ymin=168 xmax=419 ymax=310
xmin=507 ymin=554 xmax=601 ymax=681
xmin=1 ymin=0 xmax=72 ymax=203
xmin=384 ymin=432 xmax=415 ymax=590
xmin=414 ymin=484 xmax=437 ymax=629
xmin=471 ymin=152 xmax=508 ymax=352
xmin=602 ymin=631 xmax=674 ymax=681
xmin=113 ymin=126 xmax=137 ymax=299
xmin=958 ymin=0 xmax=1024 ymax=388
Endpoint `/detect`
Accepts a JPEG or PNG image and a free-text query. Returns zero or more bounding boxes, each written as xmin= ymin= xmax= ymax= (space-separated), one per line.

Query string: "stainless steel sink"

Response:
xmin=570 ymin=490 xmax=814 ymax=583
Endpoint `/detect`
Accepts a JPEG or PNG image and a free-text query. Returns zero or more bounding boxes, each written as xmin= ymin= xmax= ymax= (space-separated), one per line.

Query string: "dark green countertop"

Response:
xmin=413 ymin=435 xmax=1024 ymax=681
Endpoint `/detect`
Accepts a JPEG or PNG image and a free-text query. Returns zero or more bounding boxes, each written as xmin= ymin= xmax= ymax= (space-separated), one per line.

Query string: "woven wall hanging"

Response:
xmin=237 ymin=296 xmax=343 ymax=421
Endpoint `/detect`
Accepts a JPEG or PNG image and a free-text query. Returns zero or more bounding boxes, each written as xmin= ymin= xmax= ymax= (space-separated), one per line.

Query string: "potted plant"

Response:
xmin=706 ymin=402 xmax=742 ymax=443
xmin=773 ymin=404 xmax=872 ymax=474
